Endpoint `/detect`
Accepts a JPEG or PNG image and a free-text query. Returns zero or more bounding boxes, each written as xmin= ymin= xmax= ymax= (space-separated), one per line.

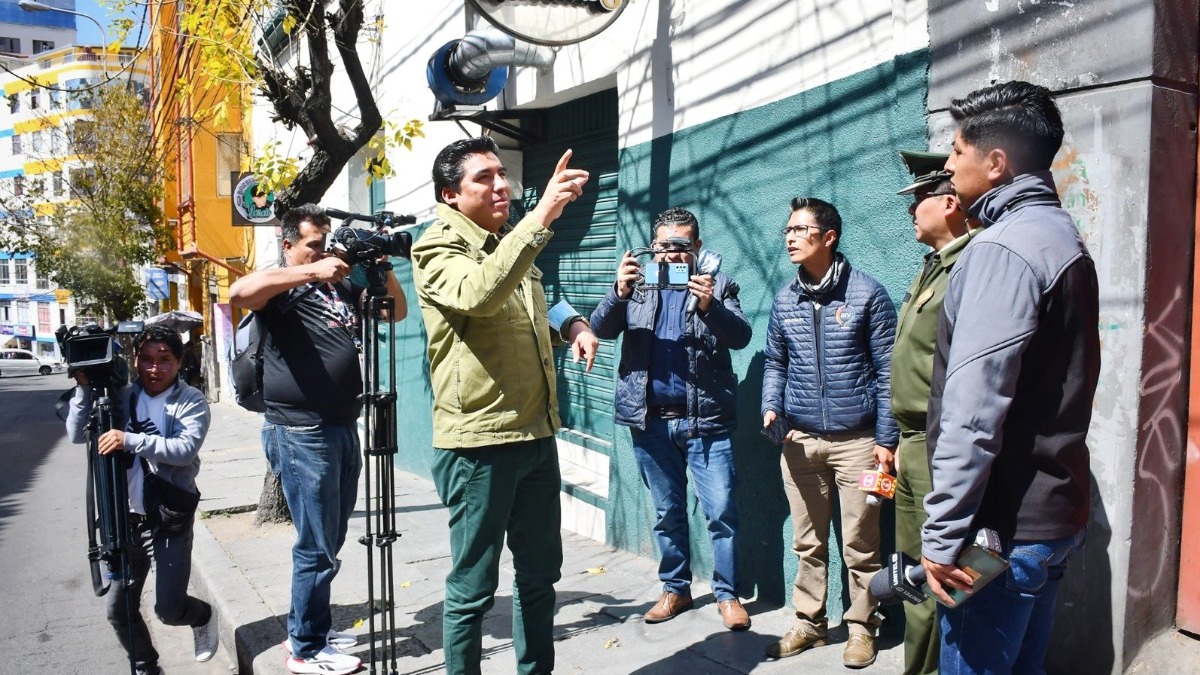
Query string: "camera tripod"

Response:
xmin=357 ymin=260 xmax=402 ymax=675
xmin=83 ymin=382 xmax=138 ymax=675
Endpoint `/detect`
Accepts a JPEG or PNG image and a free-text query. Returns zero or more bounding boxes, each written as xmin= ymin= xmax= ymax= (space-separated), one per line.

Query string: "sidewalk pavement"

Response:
xmin=186 ymin=399 xmax=904 ymax=674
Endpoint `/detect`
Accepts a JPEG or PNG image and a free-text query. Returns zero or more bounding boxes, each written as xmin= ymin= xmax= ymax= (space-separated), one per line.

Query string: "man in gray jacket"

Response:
xmin=66 ymin=325 xmax=216 ymax=675
xmin=921 ymin=80 xmax=1100 ymax=674
xmin=591 ymin=207 xmax=753 ymax=630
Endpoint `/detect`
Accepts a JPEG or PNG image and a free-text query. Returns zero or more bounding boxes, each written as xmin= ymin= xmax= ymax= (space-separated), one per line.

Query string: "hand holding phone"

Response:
xmin=761 ymin=414 xmax=791 ymax=445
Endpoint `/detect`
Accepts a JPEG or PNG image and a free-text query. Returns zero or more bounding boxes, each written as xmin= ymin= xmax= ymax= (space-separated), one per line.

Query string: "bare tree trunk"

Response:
xmin=254 ymin=469 xmax=292 ymax=524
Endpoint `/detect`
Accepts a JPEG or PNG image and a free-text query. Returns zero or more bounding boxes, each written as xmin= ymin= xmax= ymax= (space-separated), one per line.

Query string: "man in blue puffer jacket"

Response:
xmin=591 ymin=207 xmax=753 ymax=631
xmin=761 ymin=197 xmax=898 ymax=668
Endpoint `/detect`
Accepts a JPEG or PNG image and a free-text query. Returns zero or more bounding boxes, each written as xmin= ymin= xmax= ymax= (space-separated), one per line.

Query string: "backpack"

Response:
xmin=230 ymin=312 xmax=266 ymax=412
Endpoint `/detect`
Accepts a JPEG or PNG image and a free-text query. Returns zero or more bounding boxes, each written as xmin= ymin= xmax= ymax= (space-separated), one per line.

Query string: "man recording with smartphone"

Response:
xmin=65 ymin=325 xmax=216 ymax=675
xmin=590 ymin=207 xmax=753 ymax=630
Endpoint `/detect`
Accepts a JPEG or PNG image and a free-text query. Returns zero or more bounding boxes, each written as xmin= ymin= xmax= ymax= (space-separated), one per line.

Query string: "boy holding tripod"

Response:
xmin=65 ymin=325 xmax=217 ymax=675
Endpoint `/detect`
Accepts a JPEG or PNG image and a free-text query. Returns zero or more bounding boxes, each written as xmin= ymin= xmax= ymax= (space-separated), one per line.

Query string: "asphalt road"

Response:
xmin=0 ymin=373 xmax=145 ymax=673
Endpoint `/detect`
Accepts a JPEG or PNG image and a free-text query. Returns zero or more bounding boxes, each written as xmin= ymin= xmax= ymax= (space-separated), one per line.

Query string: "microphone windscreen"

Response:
xmin=868 ymin=567 xmax=902 ymax=604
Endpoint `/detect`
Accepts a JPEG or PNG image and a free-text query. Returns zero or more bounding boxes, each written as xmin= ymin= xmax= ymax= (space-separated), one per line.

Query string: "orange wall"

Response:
xmin=1179 ymin=104 xmax=1200 ymax=632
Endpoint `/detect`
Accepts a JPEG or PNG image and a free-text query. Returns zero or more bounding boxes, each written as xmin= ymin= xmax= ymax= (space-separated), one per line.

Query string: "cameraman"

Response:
xmin=65 ymin=325 xmax=217 ymax=675
xmin=589 ymin=207 xmax=752 ymax=629
xmin=229 ymin=203 xmax=406 ymax=675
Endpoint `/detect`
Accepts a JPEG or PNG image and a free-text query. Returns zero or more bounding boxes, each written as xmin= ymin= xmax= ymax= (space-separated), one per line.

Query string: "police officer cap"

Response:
xmin=897 ymin=150 xmax=952 ymax=196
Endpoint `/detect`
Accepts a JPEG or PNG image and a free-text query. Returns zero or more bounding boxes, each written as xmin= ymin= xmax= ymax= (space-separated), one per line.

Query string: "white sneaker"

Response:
xmin=282 ymin=629 xmax=360 ymax=654
xmin=286 ymin=644 xmax=362 ymax=675
xmin=326 ymin=629 xmax=358 ymax=649
xmin=193 ymin=608 xmax=219 ymax=662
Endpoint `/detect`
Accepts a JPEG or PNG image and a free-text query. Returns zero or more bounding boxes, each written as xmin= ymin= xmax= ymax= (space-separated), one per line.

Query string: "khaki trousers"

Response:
xmin=780 ymin=429 xmax=882 ymax=636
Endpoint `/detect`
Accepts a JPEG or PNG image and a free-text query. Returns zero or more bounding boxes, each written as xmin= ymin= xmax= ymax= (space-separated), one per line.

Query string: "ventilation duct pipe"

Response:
xmin=427 ymin=25 xmax=557 ymax=106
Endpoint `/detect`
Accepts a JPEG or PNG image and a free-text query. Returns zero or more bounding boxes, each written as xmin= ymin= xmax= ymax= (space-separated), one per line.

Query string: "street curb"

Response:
xmin=191 ymin=515 xmax=287 ymax=674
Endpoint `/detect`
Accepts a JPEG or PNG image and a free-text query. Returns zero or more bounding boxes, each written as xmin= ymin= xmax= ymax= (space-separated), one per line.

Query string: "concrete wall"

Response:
xmin=927 ymin=0 xmax=1199 ymax=670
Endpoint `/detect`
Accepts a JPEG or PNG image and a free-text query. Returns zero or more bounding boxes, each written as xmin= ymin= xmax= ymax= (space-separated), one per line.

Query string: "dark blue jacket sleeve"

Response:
xmin=698 ymin=276 xmax=752 ymax=349
xmin=762 ymin=299 xmax=787 ymax=417
xmin=868 ymin=283 xmax=899 ymax=447
xmin=589 ymin=285 xmax=630 ymax=340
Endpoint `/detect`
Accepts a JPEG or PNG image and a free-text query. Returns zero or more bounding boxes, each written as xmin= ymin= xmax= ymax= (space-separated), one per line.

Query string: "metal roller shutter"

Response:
xmin=521 ymin=89 xmax=618 ymax=445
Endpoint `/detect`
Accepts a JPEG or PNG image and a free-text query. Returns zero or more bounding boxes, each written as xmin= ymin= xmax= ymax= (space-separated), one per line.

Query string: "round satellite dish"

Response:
xmin=467 ymin=0 xmax=627 ymax=47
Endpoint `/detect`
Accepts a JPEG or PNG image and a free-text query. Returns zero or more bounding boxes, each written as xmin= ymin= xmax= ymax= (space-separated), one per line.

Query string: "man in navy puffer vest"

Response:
xmin=761 ymin=197 xmax=898 ymax=668
xmin=591 ymin=207 xmax=753 ymax=631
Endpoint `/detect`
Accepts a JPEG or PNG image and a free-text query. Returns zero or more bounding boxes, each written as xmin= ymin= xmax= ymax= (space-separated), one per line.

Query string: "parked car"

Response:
xmin=0 ymin=348 xmax=66 ymax=377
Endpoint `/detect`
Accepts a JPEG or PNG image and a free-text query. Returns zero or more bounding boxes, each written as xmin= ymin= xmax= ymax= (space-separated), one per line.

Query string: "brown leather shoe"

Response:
xmin=717 ymin=599 xmax=750 ymax=630
xmin=644 ymin=591 xmax=693 ymax=623
xmin=765 ymin=623 xmax=827 ymax=659
xmin=842 ymin=634 xmax=877 ymax=668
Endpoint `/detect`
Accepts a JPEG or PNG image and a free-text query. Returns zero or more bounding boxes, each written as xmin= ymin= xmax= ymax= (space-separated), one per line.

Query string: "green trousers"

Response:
xmin=431 ymin=437 xmax=563 ymax=675
xmin=895 ymin=429 xmax=939 ymax=675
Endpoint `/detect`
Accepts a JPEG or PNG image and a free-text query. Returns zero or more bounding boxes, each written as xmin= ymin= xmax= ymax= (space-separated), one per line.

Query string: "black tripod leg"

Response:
xmin=360 ymin=289 xmax=402 ymax=674
xmin=93 ymin=389 xmax=138 ymax=675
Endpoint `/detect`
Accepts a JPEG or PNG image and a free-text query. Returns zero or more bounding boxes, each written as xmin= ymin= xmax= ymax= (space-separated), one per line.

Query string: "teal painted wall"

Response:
xmin=388 ymin=225 xmax=439 ymax=478
xmin=609 ymin=50 xmax=930 ymax=619
xmin=384 ymin=48 xmax=931 ymax=624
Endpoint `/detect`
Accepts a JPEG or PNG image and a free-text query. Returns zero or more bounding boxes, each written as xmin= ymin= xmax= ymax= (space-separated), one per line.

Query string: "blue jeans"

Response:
xmin=630 ymin=417 xmax=739 ymax=600
xmin=263 ymin=421 xmax=362 ymax=660
xmin=939 ymin=527 xmax=1087 ymax=675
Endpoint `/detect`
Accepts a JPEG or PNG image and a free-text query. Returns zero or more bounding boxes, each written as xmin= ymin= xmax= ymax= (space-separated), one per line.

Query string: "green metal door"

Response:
xmin=522 ymin=89 xmax=618 ymax=445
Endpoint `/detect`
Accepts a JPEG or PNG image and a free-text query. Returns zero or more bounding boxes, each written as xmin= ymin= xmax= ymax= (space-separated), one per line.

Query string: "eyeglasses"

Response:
xmin=138 ymin=360 xmax=176 ymax=371
xmin=781 ymin=225 xmax=819 ymax=237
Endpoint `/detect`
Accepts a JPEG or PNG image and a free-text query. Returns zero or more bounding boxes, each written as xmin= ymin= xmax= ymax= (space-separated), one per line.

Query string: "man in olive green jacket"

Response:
xmin=890 ymin=150 xmax=976 ymax=675
xmin=411 ymin=136 xmax=598 ymax=675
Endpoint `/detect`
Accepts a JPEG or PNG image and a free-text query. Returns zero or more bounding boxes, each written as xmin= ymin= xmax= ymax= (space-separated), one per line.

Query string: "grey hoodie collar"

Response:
xmin=967 ymin=171 xmax=1062 ymax=226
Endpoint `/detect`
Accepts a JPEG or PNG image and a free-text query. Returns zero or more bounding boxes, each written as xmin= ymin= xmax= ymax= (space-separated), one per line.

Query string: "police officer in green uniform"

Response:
xmin=890 ymin=150 xmax=977 ymax=675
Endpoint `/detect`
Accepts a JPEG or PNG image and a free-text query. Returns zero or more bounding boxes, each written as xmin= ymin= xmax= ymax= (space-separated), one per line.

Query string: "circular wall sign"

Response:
xmin=467 ymin=0 xmax=627 ymax=47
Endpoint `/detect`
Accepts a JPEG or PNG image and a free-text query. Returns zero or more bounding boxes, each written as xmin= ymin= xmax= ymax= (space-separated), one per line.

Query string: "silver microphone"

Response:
xmin=687 ymin=250 xmax=723 ymax=314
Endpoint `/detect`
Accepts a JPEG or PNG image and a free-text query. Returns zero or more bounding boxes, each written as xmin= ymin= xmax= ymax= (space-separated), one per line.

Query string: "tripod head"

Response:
xmin=325 ymin=208 xmax=417 ymax=295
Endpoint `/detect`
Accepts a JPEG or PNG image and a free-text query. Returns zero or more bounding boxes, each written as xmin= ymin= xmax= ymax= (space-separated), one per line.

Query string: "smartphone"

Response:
xmin=760 ymin=416 xmax=791 ymax=445
xmin=642 ymin=260 xmax=693 ymax=289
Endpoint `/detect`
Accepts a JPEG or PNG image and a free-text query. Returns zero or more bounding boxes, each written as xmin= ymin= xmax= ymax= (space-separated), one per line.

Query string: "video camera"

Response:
xmin=631 ymin=237 xmax=696 ymax=290
xmin=325 ymin=208 xmax=415 ymax=265
xmin=54 ymin=321 xmax=144 ymax=392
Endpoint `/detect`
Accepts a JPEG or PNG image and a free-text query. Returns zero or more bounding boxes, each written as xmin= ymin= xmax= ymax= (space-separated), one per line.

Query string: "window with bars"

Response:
xmin=14 ymin=259 xmax=27 ymax=285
